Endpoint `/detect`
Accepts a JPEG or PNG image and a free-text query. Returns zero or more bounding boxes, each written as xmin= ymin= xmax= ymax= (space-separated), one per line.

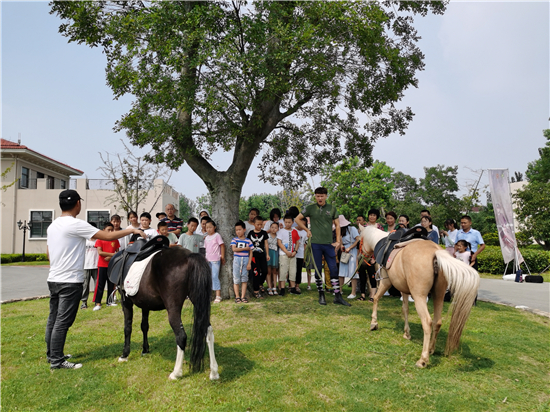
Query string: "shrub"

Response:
xmin=477 ymin=246 xmax=550 ymax=274
xmin=1 ymin=254 xmax=48 ymax=264
xmin=483 ymin=232 xmax=500 ymax=246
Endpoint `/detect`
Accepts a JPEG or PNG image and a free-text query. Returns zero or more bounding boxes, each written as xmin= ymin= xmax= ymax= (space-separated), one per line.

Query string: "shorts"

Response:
xmin=268 ymin=250 xmax=279 ymax=267
xmin=232 ymin=256 xmax=249 ymax=284
xmin=279 ymin=255 xmax=297 ymax=282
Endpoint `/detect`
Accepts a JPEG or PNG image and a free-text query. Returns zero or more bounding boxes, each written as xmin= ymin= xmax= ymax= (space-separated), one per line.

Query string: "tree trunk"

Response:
xmin=208 ymin=172 xmax=242 ymax=299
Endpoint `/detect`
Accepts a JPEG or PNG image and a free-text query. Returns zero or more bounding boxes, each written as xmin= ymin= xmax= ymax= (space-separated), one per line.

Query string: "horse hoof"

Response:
xmin=403 ymin=334 xmax=411 ymax=340
xmin=210 ymin=372 xmax=220 ymax=380
xmin=415 ymin=360 xmax=427 ymax=368
xmin=370 ymin=323 xmax=379 ymax=331
xmin=118 ymin=357 xmax=128 ymax=363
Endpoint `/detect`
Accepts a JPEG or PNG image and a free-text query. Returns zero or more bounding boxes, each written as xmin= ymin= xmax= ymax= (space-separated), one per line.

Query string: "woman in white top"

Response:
xmin=337 ymin=215 xmax=360 ymax=299
xmin=440 ymin=219 xmax=458 ymax=256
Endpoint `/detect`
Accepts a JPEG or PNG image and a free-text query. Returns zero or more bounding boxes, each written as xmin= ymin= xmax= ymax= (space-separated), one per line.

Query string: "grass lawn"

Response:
xmin=2 ymin=290 xmax=549 ymax=411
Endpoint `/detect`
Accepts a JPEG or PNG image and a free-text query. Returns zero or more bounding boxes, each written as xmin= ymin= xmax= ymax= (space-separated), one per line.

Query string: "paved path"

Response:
xmin=1 ymin=266 xmax=549 ymax=316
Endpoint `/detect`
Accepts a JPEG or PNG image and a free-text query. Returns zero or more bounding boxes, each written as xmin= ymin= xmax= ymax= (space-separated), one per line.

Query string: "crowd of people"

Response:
xmin=46 ymin=187 xmax=485 ymax=369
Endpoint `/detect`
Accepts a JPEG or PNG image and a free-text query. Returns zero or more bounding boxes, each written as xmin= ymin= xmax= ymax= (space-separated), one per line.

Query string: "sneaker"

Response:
xmin=107 ymin=303 xmax=118 ymax=307
xmin=384 ymin=291 xmax=390 ymax=296
xmin=80 ymin=303 xmax=87 ymax=309
xmin=307 ymin=285 xmax=311 ymax=291
xmin=408 ymin=296 xmax=414 ymax=302
xmin=51 ymin=360 xmax=82 ymax=370
xmin=290 ymin=288 xmax=301 ymax=295
xmin=93 ymin=305 xmax=102 ymax=311
xmin=347 ymin=294 xmax=356 ymax=299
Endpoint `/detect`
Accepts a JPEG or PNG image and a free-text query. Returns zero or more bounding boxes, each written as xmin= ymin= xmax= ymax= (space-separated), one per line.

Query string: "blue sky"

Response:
xmin=2 ymin=1 xmax=549 ymax=203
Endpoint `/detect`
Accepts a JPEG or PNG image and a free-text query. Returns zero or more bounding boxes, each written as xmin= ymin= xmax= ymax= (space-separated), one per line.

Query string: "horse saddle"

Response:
xmin=108 ymin=235 xmax=170 ymax=286
xmin=373 ymin=226 xmax=428 ymax=268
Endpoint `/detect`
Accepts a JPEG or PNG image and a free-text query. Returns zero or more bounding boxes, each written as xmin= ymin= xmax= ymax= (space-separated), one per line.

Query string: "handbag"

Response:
xmin=340 ymin=251 xmax=351 ymax=264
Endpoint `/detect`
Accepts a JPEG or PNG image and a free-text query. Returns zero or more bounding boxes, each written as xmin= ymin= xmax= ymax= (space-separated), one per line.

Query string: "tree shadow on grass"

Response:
xmin=77 ymin=327 xmax=254 ymax=382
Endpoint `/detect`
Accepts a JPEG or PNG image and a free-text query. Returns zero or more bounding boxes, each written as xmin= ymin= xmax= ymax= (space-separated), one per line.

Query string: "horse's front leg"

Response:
xmin=119 ymin=297 xmax=133 ymax=362
xmin=413 ymin=297 xmax=432 ymax=368
xmin=206 ymin=325 xmax=219 ymax=380
xmin=141 ymin=308 xmax=150 ymax=355
xmin=402 ymin=293 xmax=411 ymax=340
xmin=167 ymin=307 xmax=187 ymax=380
xmin=370 ymin=276 xmax=392 ymax=331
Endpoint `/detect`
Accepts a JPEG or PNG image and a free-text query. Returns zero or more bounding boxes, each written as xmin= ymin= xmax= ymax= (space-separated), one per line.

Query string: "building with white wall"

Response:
xmin=1 ymin=139 xmax=179 ymax=255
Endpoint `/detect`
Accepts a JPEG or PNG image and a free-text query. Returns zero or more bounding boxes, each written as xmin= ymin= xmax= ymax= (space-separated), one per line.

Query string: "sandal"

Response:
xmin=241 ymin=297 xmax=248 ymax=303
xmin=357 ymin=296 xmax=366 ymax=301
xmin=259 ymin=286 xmax=266 ymax=294
xmin=368 ymin=298 xmax=374 ymax=302
xmin=268 ymin=288 xmax=274 ymax=296
xmin=234 ymin=297 xmax=242 ymax=304
xmin=273 ymin=289 xmax=278 ymax=295
xmin=254 ymin=292 xmax=264 ymax=299
xmin=214 ymin=296 xmax=222 ymax=303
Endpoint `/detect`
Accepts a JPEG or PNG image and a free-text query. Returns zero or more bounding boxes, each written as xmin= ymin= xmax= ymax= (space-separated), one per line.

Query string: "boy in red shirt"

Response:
xmin=92 ymin=222 xmax=120 ymax=311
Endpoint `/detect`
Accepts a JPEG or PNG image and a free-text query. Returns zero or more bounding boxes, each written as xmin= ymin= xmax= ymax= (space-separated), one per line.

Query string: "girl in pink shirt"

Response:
xmin=204 ymin=220 xmax=225 ymax=303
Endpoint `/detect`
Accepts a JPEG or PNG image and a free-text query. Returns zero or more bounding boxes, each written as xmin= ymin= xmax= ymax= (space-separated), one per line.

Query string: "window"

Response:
xmin=30 ymin=210 xmax=53 ymax=238
xmin=20 ymin=167 xmax=29 ymax=188
xmin=60 ymin=180 xmax=66 ymax=189
xmin=46 ymin=175 xmax=55 ymax=189
xmin=37 ymin=172 xmax=45 ymax=179
xmin=87 ymin=210 xmax=110 ymax=228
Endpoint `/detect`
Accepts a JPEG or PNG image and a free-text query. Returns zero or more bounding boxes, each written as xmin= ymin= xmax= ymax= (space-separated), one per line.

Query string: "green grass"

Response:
xmin=2 ymin=291 xmax=549 ymax=411
xmin=479 ymin=271 xmax=550 ymax=283
xmin=1 ymin=261 xmax=50 ymax=266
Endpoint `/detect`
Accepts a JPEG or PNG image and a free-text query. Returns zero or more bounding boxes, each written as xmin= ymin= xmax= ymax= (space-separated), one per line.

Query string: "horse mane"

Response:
xmin=361 ymin=225 xmax=389 ymax=251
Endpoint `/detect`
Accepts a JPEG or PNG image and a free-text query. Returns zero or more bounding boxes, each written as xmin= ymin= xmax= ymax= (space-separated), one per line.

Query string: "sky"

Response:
xmin=2 ymin=1 xmax=549 ymax=205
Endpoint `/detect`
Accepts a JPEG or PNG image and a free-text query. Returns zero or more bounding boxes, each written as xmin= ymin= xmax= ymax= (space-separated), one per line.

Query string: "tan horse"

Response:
xmin=359 ymin=225 xmax=479 ymax=368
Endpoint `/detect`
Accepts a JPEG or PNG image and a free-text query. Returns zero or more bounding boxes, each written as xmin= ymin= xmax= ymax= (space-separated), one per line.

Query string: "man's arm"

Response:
xmin=472 ymin=243 xmax=485 ymax=261
xmin=333 ymin=218 xmax=341 ymax=248
xmin=92 ymin=227 xmax=144 ymax=241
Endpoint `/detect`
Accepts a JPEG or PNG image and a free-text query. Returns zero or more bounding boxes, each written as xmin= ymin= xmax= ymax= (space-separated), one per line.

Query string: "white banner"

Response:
xmin=488 ymin=169 xmax=524 ymax=264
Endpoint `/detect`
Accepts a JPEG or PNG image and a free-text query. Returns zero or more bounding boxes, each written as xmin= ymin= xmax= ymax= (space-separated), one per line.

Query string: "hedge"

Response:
xmin=1 ymin=254 xmax=49 ymax=264
xmin=477 ymin=246 xmax=550 ymax=275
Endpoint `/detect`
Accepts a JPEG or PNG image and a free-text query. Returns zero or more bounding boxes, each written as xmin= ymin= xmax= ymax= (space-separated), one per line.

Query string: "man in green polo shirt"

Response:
xmin=295 ymin=187 xmax=351 ymax=306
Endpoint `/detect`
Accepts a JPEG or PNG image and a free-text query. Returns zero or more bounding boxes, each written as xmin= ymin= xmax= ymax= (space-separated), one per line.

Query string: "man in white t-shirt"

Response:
xmin=46 ymin=190 xmax=145 ymax=370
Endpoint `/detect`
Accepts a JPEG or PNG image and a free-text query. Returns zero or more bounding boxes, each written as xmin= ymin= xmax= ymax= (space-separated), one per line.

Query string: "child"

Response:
xmin=247 ymin=216 xmax=270 ymax=299
xmin=139 ymin=212 xmax=158 ymax=241
xmin=204 ymin=220 xmax=225 ymax=303
xmin=277 ymin=214 xmax=301 ymax=296
xmin=231 ymin=221 xmax=254 ymax=303
xmin=455 ymin=240 xmax=473 ymax=266
xmin=81 ymin=222 xmax=99 ymax=309
xmin=245 ymin=208 xmax=259 ymax=236
xmin=178 ymin=217 xmax=203 ymax=253
xmin=295 ymin=216 xmax=308 ymax=293
xmin=263 ymin=208 xmax=283 ymax=231
xmin=158 ymin=221 xmax=178 ymax=247
xmin=267 ymin=222 xmax=279 ymax=295
xmin=196 ymin=215 xmax=211 ymax=256
xmin=93 ymin=222 xmax=119 ymax=311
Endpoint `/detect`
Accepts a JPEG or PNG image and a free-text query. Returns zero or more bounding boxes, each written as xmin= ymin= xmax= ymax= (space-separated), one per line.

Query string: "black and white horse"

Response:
xmin=118 ymin=247 xmax=219 ymax=380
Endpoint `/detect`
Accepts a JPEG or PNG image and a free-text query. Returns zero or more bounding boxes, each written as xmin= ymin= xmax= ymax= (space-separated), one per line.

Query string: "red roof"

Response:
xmin=1 ymin=138 xmax=84 ymax=175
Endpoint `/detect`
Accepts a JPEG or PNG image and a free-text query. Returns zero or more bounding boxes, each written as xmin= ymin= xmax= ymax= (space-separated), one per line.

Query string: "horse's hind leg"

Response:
xmin=414 ymin=298 xmax=432 ymax=368
xmin=119 ymin=297 xmax=133 ymax=362
xmin=402 ymin=294 xmax=411 ymax=340
xmin=429 ymin=279 xmax=446 ymax=354
xmin=141 ymin=308 xmax=150 ymax=355
xmin=167 ymin=308 xmax=187 ymax=380
xmin=206 ymin=325 xmax=219 ymax=380
xmin=370 ymin=277 xmax=392 ymax=331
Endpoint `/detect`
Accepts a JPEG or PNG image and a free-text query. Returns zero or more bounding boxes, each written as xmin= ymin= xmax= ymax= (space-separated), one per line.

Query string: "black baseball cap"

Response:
xmin=59 ymin=189 xmax=83 ymax=203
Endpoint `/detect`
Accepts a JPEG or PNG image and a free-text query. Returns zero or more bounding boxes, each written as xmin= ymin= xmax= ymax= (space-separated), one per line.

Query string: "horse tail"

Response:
xmin=187 ymin=253 xmax=212 ymax=373
xmin=435 ymin=250 xmax=480 ymax=356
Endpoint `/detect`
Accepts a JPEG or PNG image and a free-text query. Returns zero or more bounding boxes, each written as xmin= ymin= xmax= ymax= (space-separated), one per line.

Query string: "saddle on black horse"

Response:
xmin=108 ymin=235 xmax=170 ymax=287
xmin=373 ymin=226 xmax=428 ymax=268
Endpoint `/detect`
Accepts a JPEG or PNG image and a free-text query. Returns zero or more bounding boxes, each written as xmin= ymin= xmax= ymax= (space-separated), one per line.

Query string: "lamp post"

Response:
xmin=17 ymin=220 xmax=31 ymax=262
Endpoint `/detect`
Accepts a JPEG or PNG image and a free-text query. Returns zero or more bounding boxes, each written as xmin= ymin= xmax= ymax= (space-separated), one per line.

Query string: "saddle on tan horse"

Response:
xmin=108 ymin=235 xmax=170 ymax=286
xmin=373 ymin=226 xmax=427 ymax=268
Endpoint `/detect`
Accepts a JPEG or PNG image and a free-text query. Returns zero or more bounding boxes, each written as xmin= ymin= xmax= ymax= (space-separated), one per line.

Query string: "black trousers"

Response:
xmin=295 ymin=257 xmax=304 ymax=284
xmin=250 ymin=252 xmax=268 ymax=291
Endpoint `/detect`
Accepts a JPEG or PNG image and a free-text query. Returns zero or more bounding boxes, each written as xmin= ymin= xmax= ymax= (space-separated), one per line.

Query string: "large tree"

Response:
xmin=51 ymin=0 xmax=446 ymax=297
xmin=514 ymin=129 xmax=550 ymax=250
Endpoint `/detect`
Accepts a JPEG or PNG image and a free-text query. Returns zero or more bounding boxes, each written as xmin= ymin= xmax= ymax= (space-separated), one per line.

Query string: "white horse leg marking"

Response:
xmin=118 ymin=356 xmax=128 ymax=363
xmin=169 ymin=345 xmax=184 ymax=380
xmin=207 ymin=325 xmax=220 ymax=380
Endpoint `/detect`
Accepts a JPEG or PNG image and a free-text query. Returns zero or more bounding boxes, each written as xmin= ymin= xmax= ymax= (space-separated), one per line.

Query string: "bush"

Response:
xmin=483 ymin=232 xmax=500 ymax=246
xmin=1 ymin=254 xmax=48 ymax=264
xmin=477 ymin=246 xmax=550 ymax=274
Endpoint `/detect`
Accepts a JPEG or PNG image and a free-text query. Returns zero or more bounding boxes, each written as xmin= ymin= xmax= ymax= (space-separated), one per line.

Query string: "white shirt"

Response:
xmin=442 ymin=229 xmax=458 ymax=248
xmin=47 ymin=216 xmax=100 ymax=283
xmin=141 ymin=228 xmax=158 ymax=241
xmin=84 ymin=239 xmax=99 ymax=270
xmin=244 ymin=221 xmax=256 ymax=237
xmin=296 ymin=229 xmax=308 ymax=259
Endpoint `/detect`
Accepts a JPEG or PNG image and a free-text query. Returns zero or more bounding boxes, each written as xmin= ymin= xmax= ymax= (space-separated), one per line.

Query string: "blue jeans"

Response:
xmin=45 ymin=282 xmax=82 ymax=367
xmin=209 ymin=261 xmax=221 ymax=291
xmin=232 ymin=256 xmax=249 ymax=284
xmin=312 ymin=243 xmax=338 ymax=280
